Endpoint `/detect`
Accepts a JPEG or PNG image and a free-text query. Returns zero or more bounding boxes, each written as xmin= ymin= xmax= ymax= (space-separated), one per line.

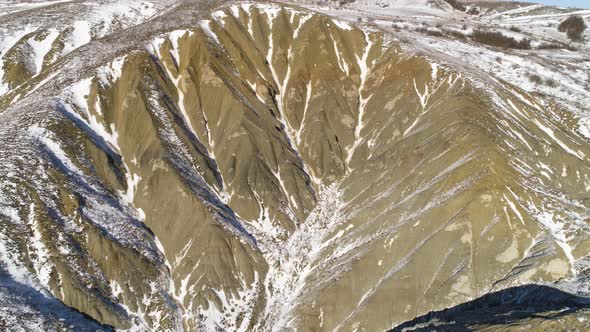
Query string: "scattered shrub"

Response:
xmin=444 ymin=0 xmax=466 ymax=11
xmin=443 ymin=29 xmax=467 ymax=40
xmin=558 ymin=15 xmax=587 ymax=41
xmin=518 ymin=38 xmax=531 ymax=49
xmin=416 ymin=27 xmax=444 ymax=37
xmin=527 ymin=73 xmax=543 ymax=84
xmin=537 ymin=42 xmax=564 ymax=49
xmin=467 ymin=6 xmax=480 ymax=15
xmin=471 ymin=29 xmax=531 ymax=49
xmin=526 ymin=73 xmax=558 ymax=87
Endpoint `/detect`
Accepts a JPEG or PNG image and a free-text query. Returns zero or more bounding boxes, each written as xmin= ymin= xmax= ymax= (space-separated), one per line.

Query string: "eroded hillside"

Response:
xmin=0 ymin=1 xmax=589 ymax=331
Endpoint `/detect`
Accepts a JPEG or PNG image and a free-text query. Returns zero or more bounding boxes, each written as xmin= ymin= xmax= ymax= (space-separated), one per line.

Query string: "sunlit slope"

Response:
xmin=0 ymin=2 xmax=589 ymax=331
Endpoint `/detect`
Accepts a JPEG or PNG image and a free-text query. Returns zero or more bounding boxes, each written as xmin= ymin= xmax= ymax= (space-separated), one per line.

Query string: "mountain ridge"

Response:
xmin=0 ymin=0 xmax=589 ymax=331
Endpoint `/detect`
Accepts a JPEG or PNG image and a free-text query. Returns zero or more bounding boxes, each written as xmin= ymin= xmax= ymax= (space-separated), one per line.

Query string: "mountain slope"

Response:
xmin=0 ymin=0 xmax=589 ymax=331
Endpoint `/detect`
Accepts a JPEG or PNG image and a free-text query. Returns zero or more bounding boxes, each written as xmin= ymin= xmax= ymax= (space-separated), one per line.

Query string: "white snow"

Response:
xmin=62 ymin=20 xmax=92 ymax=55
xmin=577 ymin=116 xmax=590 ymax=141
xmin=293 ymin=13 xmax=312 ymax=38
xmin=0 ymin=190 xmax=20 ymax=224
xmin=230 ymin=5 xmax=241 ymax=18
xmin=199 ymin=20 xmax=220 ymax=44
xmin=27 ymin=29 xmax=59 ymax=75
xmin=503 ymin=190 xmax=525 ymax=225
xmin=333 ymin=19 xmax=353 ymax=31
xmin=26 ymin=203 xmax=53 ymax=288
xmin=331 ymin=32 xmax=350 ymax=76
xmin=60 ymin=78 xmax=120 ymax=152
xmin=535 ymin=211 xmax=576 ymax=268
xmin=197 ymin=273 xmax=260 ymax=331
xmin=534 ymin=119 xmax=585 ymax=160
xmin=0 ymin=0 xmax=75 ymax=17
xmin=0 ymin=232 xmax=37 ymax=288
xmin=97 ymin=55 xmax=127 ymax=86
xmin=110 ymin=280 xmax=123 ymax=298
xmin=258 ymin=3 xmax=318 ymax=192
xmin=28 ymin=125 xmax=85 ymax=178
xmin=296 ymin=80 xmax=313 ymax=145
xmin=252 ymin=183 xmax=346 ymax=331
xmin=212 ymin=10 xmax=228 ymax=24
xmin=346 ymin=31 xmax=374 ymax=170
xmin=168 ymin=30 xmax=190 ymax=66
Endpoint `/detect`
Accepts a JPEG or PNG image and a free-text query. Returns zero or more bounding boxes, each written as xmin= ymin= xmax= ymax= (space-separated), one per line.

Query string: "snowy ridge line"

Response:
xmin=3 ymin=1 xmax=590 ymax=330
xmin=28 ymin=124 xmax=164 ymax=264
xmin=56 ymin=62 xmax=150 ymax=221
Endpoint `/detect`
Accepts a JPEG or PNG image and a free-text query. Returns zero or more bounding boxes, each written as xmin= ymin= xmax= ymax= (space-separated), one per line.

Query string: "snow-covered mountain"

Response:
xmin=0 ymin=0 xmax=589 ymax=331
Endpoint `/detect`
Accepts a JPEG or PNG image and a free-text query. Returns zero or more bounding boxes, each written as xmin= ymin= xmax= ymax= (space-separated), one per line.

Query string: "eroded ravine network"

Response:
xmin=1 ymin=1 xmax=590 ymax=331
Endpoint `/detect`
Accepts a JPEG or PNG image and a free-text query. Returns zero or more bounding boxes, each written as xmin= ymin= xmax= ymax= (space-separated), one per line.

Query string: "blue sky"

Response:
xmin=530 ymin=0 xmax=590 ymax=8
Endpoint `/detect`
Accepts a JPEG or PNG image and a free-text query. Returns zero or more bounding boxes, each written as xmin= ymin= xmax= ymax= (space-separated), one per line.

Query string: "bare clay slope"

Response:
xmin=0 ymin=2 xmax=589 ymax=331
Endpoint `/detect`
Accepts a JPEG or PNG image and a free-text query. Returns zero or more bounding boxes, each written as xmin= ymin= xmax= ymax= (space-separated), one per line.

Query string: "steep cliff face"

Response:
xmin=1 ymin=1 xmax=589 ymax=331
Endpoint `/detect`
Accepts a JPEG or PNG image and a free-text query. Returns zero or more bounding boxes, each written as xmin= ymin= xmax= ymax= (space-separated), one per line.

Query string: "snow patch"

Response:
xmin=199 ymin=20 xmax=220 ymax=44
xmin=97 ymin=55 xmax=127 ymax=86
xmin=333 ymin=19 xmax=353 ymax=31
xmin=62 ymin=21 xmax=92 ymax=54
xmin=27 ymin=29 xmax=60 ymax=75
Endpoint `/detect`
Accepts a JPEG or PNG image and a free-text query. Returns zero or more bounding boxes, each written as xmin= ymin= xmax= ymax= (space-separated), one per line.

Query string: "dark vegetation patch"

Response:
xmin=526 ymin=73 xmax=557 ymax=87
xmin=536 ymin=42 xmax=576 ymax=51
xmin=536 ymin=42 xmax=564 ymax=49
xmin=527 ymin=73 xmax=543 ymax=84
xmin=337 ymin=0 xmax=355 ymax=6
xmin=558 ymin=15 xmax=587 ymax=41
xmin=443 ymin=0 xmax=466 ymax=11
xmin=444 ymin=29 xmax=467 ymax=40
xmin=471 ymin=29 xmax=531 ymax=49
xmin=415 ymin=27 xmax=444 ymax=37
xmin=467 ymin=6 xmax=480 ymax=15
